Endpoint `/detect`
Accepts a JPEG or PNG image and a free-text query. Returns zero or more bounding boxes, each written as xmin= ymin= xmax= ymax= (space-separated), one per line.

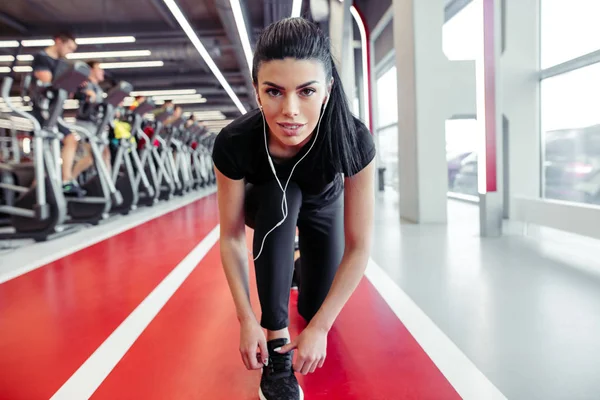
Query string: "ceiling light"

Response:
xmin=151 ymin=94 xmax=203 ymax=101
xmin=193 ymin=110 xmax=225 ymax=116
xmin=21 ymin=39 xmax=55 ymax=47
xmin=163 ymin=0 xmax=247 ymax=114
xmin=0 ymin=67 xmax=11 ymax=73
xmin=291 ymin=0 xmax=303 ymax=17
xmin=20 ymin=36 xmax=136 ymax=48
xmin=0 ymin=55 xmax=15 ymax=62
xmin=229 ymin=0 xmax=253 ymax=71
xmin=131 ymin=89 xmax=197 ymax=97
xmin=0 ymin=96 xmax=30 ymax=103
xmin=0 ymin=41 xmax=19 ymax=48
xmin=99 ymin=61 xmax=164 ymax=69
xmin=172 ymin=98 xmax=208 ymax=104
xmin=17 ymin=55 xmax=34 ymax=61
xmin=13 ymin=66 xmax=33 ymax=72
xmin=75 ymin=36 xmax=136 ymax=45
xmin=1 ymin=105 xmax=33 ymax=112
xmin=194 ymin=116 xmax=226 ymax=120
xmin=67 ymin=50 xmax=152 ymax=60
xmin=193 ymin=111 xmax=226 ymax=119
xmin=202 ymin=121 xmax=231 ymax=126
xmin=350 ymin=6 xmax=371 ymax=130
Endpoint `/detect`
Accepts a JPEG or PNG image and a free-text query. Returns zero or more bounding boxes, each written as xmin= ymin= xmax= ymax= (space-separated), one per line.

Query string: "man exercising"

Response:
xmin=68 ymin=60 xmax=111 ymax=182
xmin=31 ymin=31 xmax=84 ymax=196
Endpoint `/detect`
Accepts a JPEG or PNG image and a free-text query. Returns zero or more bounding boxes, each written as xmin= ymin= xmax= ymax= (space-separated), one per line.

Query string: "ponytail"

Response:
xmin=321 ymin=60 xmax=362 ymax=176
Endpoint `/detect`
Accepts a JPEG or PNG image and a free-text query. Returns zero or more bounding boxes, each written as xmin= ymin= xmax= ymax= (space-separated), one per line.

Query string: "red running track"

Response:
xmin=0 ymin=196 xmax=219 ymax=400
xmin=0 ymin=194 xmax=460 ymax=399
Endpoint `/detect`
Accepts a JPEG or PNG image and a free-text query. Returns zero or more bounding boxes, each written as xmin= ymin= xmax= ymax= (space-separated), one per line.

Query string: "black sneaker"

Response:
xmin=63 ymin=180 xmax=86 ymax=198
xmin=259 ymin=338 xmax=304 ymax=400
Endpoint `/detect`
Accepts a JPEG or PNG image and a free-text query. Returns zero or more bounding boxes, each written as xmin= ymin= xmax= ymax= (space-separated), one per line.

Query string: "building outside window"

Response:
xmin=540 ymin=1 xmax=600 ymax=206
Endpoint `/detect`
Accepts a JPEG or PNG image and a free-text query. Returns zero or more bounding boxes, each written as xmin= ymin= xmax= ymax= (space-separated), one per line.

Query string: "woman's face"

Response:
xmin=255 ymin=58 xmax=332 ymax=150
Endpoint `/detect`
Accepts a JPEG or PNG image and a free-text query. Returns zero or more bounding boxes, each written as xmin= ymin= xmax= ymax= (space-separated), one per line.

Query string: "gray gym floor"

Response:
xmin=371 ymin=189 xmax=600 ymax=400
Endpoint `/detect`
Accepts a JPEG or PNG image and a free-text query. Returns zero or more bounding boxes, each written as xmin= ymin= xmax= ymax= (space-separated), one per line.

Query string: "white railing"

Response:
xmin=513 ymin=196 xmax=600 ymax=240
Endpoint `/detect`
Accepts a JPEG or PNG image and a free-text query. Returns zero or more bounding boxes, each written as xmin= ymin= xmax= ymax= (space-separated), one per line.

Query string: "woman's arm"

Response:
xmin=275 ymin=160 xmax=375 ymax=374
xmin=308 ymin=159 xmax=375 ymax=332
xmin=215 ymin=167 xmax=269 ymax=369
xmin=215 ymin=167 xmax=255 ymax=324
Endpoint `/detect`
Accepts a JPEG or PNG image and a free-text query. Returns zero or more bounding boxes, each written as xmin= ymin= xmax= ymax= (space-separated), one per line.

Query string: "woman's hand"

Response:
xmin=275 ymin=326 xmax=328 ymax=375
xmin=239 ymin=319 xmax=268 ymax=370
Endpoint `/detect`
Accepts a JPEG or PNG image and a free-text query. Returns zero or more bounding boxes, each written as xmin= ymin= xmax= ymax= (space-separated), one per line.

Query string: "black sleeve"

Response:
xmin=212 ymin=129 xmax=245 ymax=180
xmin=31 ymin=52 xmax=54 ymax=74
xmin=345 ymin=118 xmax=377 ymax=177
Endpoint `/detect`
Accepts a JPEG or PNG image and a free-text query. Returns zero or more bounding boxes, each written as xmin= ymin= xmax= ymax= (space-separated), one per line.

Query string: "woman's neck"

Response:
xmin=267 ymin=131 xmax=313 ymax=161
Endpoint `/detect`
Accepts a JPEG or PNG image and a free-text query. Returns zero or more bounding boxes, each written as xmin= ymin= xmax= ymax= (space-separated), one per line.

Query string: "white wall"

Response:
xmin=501 ymin=0 xmax=541 ymax=218
xmin=393 ymin=0 xmax=476 ymax=223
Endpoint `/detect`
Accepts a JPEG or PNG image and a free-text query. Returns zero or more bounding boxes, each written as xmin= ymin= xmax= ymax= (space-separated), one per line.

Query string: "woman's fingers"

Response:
xmin=248 ymin=347 xmax=263 ymax=370
xmin=300 ymin=357 xmax=314 ymax=375
xmin=258 ymin=338 xmax=269 ymax=365
xmin=240 ymin=350 xmax=250 ymax=370
xmin=318 ymin=356 xmax=325 ymax=369
xmin=308 ymin=359 xmax=319 ymax=374
xmin=296 ymin=356 xmax=325 ymax=375
xmin=241 ymin=346 xmax=262 ymax=370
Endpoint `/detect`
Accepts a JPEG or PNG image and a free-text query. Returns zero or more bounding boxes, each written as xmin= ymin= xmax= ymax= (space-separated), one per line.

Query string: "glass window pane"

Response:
xmin=446 ymin=119 xmax=479 ymax=196
xmin=442 ymin=0 xmax=483 ymax=61
xmin=377 ymin=124 xmax=399 ymax=191
xmin=376 ymin=66 xmax=398 ymax=127
xmin=541 ymin=64 xmax=600 ymax=205
xmin=541 ymin=0 xmax=600 ymax=69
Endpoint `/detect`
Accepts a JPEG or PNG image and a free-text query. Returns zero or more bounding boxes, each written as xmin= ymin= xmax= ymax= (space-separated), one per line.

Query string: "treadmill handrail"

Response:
xmin=104 ymin=81 xmax=133 ymax=107
xmin=52 ymin=61 xmax=91 ymax=93
xmin=155 ymin=110 xmax=173 ymax=122
xmin=132 ymin=101 xmax=155 ymax=116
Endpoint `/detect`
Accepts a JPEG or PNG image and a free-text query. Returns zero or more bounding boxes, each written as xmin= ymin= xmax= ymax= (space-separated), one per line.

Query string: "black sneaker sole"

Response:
xmin=259 ymin=386 xmax=304 ymax=400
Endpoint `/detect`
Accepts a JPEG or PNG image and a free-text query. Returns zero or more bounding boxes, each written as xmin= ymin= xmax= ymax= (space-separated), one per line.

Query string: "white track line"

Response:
xmin=0 ymin=188 xmax=215 ymax=284
xmin=364 ymin=258 xmax=507 ymax=400
xmin=49 ymin=225 xmax=220 ymax=400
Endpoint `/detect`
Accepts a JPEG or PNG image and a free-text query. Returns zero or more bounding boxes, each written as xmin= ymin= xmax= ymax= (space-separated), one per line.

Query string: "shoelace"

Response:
xmin=267 ymin=353 xmax=293 ymax=380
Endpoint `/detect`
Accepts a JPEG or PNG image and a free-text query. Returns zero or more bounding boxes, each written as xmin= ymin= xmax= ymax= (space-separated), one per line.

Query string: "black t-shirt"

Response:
xmin=31 ymin=50 xmax=68 ymax=80
xmin=212 ymin=108 xmax=376 ymax=195
xmin=30 ymin=51 xmax=69 ymax=123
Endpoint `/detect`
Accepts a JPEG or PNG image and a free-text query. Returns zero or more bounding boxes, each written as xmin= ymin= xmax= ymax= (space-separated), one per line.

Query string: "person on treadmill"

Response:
xmin=67 ymin=60 xmax=111 ymax=185
xmin=30 ymin=31 xmax=83 ymax=196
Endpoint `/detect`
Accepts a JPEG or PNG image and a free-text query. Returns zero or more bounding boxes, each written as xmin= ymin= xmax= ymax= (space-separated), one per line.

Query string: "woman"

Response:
xmin=212 ymin=17 xmax=375 ymax=400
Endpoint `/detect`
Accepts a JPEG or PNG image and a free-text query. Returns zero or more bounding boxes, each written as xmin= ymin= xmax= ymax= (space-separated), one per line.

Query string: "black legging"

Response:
xmin=245 ymin=179 xmax=345 ymax=331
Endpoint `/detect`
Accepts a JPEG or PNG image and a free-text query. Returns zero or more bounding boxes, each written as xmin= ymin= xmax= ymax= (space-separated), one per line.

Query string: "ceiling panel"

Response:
xmin=0 ymin=0 xmax=164 ymax=24
xmin=0 ymin=0 xmax=266 ymax=112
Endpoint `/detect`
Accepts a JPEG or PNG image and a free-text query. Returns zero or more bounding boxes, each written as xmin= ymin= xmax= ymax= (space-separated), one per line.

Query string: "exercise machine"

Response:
xmin=62 ymin=82 xmax=131 ymax=224
xmin=110 ymin=99 xmax=156 ymax=212
xmin=0 ymin=62 xmax=91 ymax=241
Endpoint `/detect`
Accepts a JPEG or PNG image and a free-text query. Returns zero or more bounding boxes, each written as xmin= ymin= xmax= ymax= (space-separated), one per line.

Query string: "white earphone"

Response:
xmin=252 ymin=91 xmax=331 ymax=261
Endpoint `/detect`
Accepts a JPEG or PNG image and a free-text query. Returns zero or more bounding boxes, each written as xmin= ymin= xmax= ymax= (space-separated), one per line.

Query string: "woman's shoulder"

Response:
xmin=212 ymin=108 xmax=263 ymax=180
xmin=351 ymin=116 xmax=375 ymax=151
xmin=341 ymin=115 xmax=376 ymax=177
xmin=218 ymin=108 xmax=263 ymax=141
